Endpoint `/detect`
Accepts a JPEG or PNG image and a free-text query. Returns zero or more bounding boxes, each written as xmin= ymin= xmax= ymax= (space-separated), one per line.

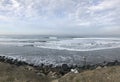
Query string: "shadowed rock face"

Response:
xmin=62 ymin=64 xmax=69 ymax=71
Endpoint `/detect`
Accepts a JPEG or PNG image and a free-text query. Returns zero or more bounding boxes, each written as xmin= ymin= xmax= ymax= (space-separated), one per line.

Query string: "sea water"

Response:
xmin=0 ymin=35 xmax=120 ymax=66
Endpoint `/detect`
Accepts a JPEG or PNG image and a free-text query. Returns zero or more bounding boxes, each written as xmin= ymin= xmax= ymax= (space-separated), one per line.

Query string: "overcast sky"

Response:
xmin=0 ymin=0 xmax=120 ymax=35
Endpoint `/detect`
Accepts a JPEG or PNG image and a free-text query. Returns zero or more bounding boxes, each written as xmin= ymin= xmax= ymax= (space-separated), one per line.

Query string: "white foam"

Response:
xmin=1 ymin=37 xmax=120 ymax=51
xmin=34 ymin=38 xmax=120 ymax=51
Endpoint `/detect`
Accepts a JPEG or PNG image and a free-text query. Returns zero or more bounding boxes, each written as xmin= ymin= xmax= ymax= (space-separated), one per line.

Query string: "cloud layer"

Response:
xmin=0 ymin=0 xmax=120 ymax=35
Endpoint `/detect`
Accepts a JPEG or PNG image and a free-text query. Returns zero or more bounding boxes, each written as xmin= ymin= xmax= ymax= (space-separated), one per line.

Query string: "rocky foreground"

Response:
xmin=1 ymin=56 xmax=120 ymax=82
xmin=0 ymin=62 xmax=50 ymax=82
xmin=59 ymin=66 xmax=120 ymax=82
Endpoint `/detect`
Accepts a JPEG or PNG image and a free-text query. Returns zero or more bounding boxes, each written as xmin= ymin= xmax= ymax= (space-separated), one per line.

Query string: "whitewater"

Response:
xmin=0 ymin=35 xmax=120 ymax=66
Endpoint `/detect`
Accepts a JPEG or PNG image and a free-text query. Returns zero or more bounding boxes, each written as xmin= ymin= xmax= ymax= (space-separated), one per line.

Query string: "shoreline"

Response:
xmin=1 ymin=55 xmax=120 ymax=76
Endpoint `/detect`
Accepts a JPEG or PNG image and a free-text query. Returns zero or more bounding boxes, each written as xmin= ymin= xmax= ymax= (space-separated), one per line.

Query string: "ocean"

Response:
xmin=0 ymin=35 xmax=120 ymax=66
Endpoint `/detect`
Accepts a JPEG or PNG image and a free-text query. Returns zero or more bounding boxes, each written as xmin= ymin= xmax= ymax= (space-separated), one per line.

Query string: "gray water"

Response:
xmin=0 ymin=35 xmax=120 ymax=66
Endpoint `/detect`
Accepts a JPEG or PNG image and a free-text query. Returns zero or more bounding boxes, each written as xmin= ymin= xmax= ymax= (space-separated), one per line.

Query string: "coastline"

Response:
xmin=1 ymin=44 xmax=120 ymax=81
xmin=1 ymin=45 xmax=120 ymax=66
xmin=1 ymin=55 xmax=120 ymax=75
xmin=1 ymin=55 xmax=120 ymax=82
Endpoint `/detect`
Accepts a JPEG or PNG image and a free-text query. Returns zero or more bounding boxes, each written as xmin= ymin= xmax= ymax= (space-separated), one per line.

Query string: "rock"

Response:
xmin=106 ymin=60 xmax=120 ymax=66
xmin=25 ymin=66 xmax=34 ymax=71
xmin=48 ymin=71 xmax=61 ymax=78
xmin=96 ymin=66 xmax=102 ymax=69
xmin=52 ymin=79 xmax=58 ymax=82
xmin=58 ymin=64 xmax=70 ymax=75
xmin=37 ymin=72 xmax=46 ymax=77
xmin=71 ymin=69 xmax=79 ymax=73
xmin=103 ymin=66 xmax=107 ymax=68
xmin=62 ymin=64 xmax=69 ymax=71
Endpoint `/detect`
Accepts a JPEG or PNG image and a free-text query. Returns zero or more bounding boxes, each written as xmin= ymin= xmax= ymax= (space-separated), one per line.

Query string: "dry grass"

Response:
xmin=1 ymin=61 xmax=120 ymax=82
xmin=0 ymin=62 xmax=50 ymax=82
xmin=59 ymin=66 xmax=120 ymax=82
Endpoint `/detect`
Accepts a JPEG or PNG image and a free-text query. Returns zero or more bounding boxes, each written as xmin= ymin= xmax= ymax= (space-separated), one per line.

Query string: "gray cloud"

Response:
xmin=0 ymin=0 xmax=120 ymax=35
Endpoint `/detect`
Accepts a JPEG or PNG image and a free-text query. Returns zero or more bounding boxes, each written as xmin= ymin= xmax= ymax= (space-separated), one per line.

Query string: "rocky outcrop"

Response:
xmin=0 ymin=56 xmax=28 ymax=66
xmin=1 ymin=55 xmax=120 ymax=77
